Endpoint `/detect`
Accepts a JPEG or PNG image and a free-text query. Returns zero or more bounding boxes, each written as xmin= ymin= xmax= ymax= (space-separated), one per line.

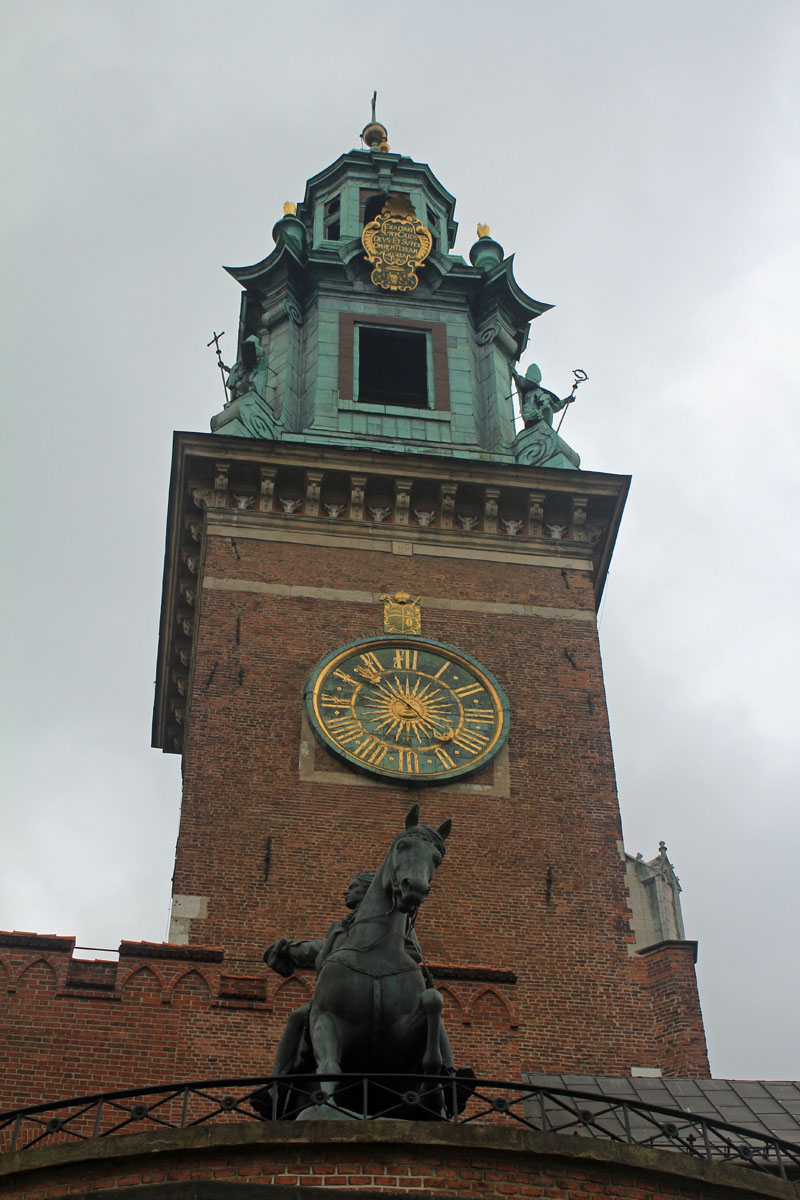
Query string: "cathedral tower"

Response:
xmin=151 ymin=116 xmax=707 ymax=1080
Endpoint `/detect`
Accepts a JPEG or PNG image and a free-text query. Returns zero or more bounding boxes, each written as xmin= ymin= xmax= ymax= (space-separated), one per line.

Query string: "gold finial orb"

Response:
xmin=477 ymin=222 xmax=491 ymax=238
xmin=362 ymin=121 xmax=389 ymax=150
xmin=362 ymin=90 xmax=389 ymax=151
xmin=283 ymin=201 xmax=297 ymax=216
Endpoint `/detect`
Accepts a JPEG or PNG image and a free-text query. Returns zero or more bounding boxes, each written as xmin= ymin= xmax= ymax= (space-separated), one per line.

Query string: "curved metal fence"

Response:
xmin=1 ymin=1074 xmax=799 ymax=1182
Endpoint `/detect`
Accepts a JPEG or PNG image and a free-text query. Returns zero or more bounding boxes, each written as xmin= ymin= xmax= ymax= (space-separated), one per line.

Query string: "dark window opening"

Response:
xmin=363 ymin=193 xmax=388 ymax=225
xmin=359 ymin=189 xmax=380 ymax=222
xmin=362 ymin=192 xmax=411 ymax=226
xmin=358 ymin=327 xmax=428 ymax=408
xmin=323 ymin=195 xmax=341 ymax=240
xmin=426 ymin=206 xmax=438 ymax=242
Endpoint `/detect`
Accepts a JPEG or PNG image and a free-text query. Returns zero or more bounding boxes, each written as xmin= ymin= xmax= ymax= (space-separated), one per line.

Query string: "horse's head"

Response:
xmin=388 ymin=803 xmax=452 ymax=913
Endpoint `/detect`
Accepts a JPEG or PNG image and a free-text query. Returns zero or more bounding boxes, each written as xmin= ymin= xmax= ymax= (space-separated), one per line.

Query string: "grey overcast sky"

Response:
xmin=1 ymin=0 xmax=798 ymax=1081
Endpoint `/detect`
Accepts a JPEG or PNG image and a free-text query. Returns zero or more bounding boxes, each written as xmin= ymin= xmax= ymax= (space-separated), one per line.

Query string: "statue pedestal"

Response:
xmin=513 ymin=421 xmax=580 ymax=469
xmin=210 ymin=390 xmax=282 ymax=441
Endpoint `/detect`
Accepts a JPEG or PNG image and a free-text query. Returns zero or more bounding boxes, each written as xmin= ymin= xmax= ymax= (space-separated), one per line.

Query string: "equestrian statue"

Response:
xmin=258 ymin=804 xmax=473 ymax=1119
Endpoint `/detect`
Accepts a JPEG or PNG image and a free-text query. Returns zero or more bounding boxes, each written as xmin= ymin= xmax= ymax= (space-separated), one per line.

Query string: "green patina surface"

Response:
xmin=211 ymin=143 xmax=579 ymax=470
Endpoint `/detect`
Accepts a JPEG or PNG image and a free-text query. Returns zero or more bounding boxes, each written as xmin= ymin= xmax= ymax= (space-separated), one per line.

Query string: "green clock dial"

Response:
xmin=304 ymin=636 xmax=510 ymax=784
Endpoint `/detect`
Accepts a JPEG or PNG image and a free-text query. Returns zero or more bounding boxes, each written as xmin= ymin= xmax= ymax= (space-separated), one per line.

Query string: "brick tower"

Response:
xmin=151 ymin=115 xmax=708 ymax=1081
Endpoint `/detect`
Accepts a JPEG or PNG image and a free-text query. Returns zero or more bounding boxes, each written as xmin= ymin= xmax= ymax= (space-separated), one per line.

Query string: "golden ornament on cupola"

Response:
xmin=361 ymin=195 xmax=433 ymax=292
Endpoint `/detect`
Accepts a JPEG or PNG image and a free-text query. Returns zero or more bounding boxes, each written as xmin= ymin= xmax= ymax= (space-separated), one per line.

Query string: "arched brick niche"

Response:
xmin=0 ymin=1122 xmax=791 ymax=1200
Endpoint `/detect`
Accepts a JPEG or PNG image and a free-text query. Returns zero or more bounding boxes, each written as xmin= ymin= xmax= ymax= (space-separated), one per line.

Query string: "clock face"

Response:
xmin=304 ymin=636 xmax=510 ymax=784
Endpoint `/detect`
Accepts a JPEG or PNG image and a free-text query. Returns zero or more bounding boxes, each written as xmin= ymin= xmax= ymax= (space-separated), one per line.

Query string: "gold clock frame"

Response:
xmin=303 ymin=636 xmax=510 ymax=785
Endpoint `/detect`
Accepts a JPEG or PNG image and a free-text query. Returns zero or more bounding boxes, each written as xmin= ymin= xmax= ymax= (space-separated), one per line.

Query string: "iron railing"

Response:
xmin=1 ymin=1075 xmax=798 ymax=1182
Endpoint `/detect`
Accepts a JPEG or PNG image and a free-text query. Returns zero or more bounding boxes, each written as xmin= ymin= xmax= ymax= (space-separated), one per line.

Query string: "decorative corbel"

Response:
xmin=394 ymin=479 xmax=412 ymax=526
xmin=528 ymin=490 xmax=546 ymax=537
xmin=190 ymin=487 xmax=211 ymax=510
xmin=213 ymin=462 xmax=230 ymax=508
xmin=439 ymin=482 xmax=457 ymax=530
xmin=572 ymin=495 xmax=589 ymax=542
xmin=305 ymin=470 xmax=324 ymax=517
xmin=483 ymin=487 xmax=500 ymax=535
xmin=350 ymin=474 xmax=367 ymax=522
xmin=259 ymin=466 xmax=277 ymax=512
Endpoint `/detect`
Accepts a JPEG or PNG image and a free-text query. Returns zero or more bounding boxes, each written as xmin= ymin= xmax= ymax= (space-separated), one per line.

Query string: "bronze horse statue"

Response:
xmin=306 ymin=804 xmax=452 ymax=1114
xmin=258 ymin=804 xmax=471 ymax=1120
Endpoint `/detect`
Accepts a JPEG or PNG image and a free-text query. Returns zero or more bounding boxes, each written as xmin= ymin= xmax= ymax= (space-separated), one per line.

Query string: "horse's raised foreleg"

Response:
xmin=308 ymin=1010 xmax=345 ymax=1102
xmin=419 ymin=987 xmax=444 ymax=1075
xmin=438 ymin=1017 xmax=455 ymax=1072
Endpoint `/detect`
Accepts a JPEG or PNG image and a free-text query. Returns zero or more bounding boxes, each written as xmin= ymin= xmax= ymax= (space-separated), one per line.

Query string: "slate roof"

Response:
xmin=523 ymin=1073 xmax=800 ymax=1144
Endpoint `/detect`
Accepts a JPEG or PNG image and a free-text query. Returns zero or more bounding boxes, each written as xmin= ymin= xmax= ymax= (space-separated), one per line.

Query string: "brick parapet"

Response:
xmin=0 ymin=1121 xmax=791 ymax=1200
xmin=0 ymin=939 xmax=521 ymax=1111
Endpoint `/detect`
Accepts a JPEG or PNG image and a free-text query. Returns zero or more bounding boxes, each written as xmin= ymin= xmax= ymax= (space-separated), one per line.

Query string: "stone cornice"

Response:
xmin=152 ymin=432 xmax=629 ymax=754
xmin=637 ymin=939 xmax=700 ymax=964
xmin=0 ymin=931 xmax=76 ymax=953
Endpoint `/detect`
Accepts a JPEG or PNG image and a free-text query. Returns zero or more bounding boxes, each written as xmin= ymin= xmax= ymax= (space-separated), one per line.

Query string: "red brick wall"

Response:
xmin=170 ymin=530 xmax=708 ymax=1079
xmin=636 ymin=942 xmax=709 ymax=1075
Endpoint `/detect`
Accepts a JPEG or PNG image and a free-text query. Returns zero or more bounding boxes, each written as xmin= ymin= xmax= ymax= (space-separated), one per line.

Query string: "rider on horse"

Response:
xmin=264 ymin=870 xmax=427 ymax=1076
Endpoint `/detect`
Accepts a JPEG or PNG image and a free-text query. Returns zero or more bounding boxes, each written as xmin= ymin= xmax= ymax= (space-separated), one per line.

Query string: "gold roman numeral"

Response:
xmin=397 ymin=748 xmax=420 ymax=774
xmin=352 ymin=736 xmax=388 ymax=766
xmin=320 ymin=694 xmax=345 ymax=709
xmin=326 ymin=715 xmax=364 ymax=745
xmin=453 ymin=728 xmax=490 ymax=754
xmin=434 ymin=747 xmax=456 ymax=769
xmin=455 ymin=682 xmax=484 ymax=698
xmin=354 ymin=650 xmax=383 ymax=684
xmin=393 ymin=648 xmax=418 ymax=670
xmin=333 ymin=668 xmax=358 ymax=687
xmin=466 ymin=707 xmax=496 ymax=724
